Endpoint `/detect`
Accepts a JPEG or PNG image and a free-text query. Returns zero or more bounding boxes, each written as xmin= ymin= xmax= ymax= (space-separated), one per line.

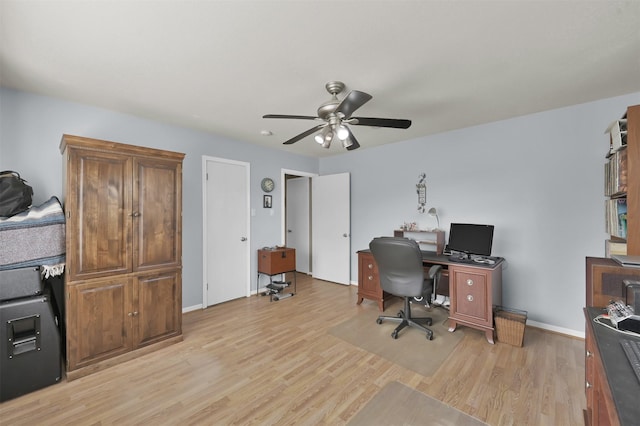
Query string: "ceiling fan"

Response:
xmin=263 ymin=81 xmax=412 ymax=151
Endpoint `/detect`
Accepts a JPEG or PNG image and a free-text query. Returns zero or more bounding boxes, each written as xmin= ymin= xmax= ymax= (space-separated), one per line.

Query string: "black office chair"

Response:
xmin=414 ymin=264 xmax=443 ymax=309
xmin=369 ymin=237 xmax=440 ymax=340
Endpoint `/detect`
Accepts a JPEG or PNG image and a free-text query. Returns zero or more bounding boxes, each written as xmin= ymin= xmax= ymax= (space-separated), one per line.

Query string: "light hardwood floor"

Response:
xmin=0 ymin=273 xmax=585 ymax=425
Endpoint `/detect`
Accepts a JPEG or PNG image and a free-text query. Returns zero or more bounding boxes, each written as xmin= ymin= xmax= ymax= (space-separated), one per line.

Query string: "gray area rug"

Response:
xmin=348 ymin=381 xmax=488 ymax=426
xmin=329 ymin=299 xmax=463 ymax=376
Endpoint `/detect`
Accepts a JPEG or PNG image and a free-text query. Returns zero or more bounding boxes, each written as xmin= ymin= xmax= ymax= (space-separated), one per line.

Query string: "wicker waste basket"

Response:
xmin=494 ymin=307 xmax=527 ymax=347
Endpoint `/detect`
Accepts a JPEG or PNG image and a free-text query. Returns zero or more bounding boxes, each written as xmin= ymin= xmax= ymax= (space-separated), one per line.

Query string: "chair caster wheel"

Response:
xmin=426 ymin=332 xmax=433 ymax=340
xmin=391 ymin=331 xmax=399 ymax=339
xmin=376 ymin=318 xmax=382 ymax=324
xmin=426 ymin=319 xmax=433 ymax=326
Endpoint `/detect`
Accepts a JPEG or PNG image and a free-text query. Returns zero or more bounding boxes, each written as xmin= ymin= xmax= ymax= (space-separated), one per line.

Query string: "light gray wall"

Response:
xmin=2 ymin=87 xmax=639 ymax=333
xmin=320 ymin=92 xmax=640 ymax=333
xmin=0 ymin=88 xmax=318 ymax=308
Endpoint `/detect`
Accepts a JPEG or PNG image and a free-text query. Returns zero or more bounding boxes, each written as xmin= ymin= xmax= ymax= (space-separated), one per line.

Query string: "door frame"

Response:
xmin=202 ymin=155 xmax=251 ymax=308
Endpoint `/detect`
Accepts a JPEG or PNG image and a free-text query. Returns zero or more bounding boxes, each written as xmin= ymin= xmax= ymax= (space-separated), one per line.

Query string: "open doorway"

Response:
xmin=280 ymin=169 xmax=351 ymax=285
xmin=281 ymin=169 xmax=315 ymax=275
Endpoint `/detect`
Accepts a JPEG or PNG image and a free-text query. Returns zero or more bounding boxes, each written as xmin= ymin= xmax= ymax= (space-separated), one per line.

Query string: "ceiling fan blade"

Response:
xmin=263 ymin=114 xmax=318 ymax=120
xmin=345 ymin=128 xmax=360 ymax=151
xmin=282 ymin=124 xmax=326 ymax=145
xmin=351 ymin=117 xmax=412 ymax=129
xmin=335 ymin=90 xmax=372 ymax=118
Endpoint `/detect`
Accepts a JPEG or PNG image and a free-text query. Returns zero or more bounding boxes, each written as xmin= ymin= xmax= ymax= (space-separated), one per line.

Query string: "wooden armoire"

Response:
xmin=60 ymin=134 xmax=185 ymax=380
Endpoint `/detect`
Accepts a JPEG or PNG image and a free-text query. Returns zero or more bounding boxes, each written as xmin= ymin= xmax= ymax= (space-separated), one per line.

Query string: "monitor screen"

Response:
xmin=447 ymin=223 xmax=494 ymax=257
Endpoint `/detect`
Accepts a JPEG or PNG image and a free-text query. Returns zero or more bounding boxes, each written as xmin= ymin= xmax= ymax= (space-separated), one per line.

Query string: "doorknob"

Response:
xmin=240 ymin=237 xmax=247 ymax=241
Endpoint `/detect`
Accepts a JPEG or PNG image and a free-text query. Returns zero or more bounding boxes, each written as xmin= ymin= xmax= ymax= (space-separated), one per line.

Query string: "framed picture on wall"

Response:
xmin=263 ymin=195 xmax=272 ymax=208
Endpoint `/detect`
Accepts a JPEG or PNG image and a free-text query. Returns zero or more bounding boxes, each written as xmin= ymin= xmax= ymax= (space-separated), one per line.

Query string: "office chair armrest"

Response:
xmin=428 ymin=265 xmax=442 ymax=279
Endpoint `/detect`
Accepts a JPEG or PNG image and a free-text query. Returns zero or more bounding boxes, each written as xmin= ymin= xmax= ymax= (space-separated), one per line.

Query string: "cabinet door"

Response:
xmin=133 ymin=270 xmax=182 ymax=348
xmin=133 ymin=158 xmax=182 ymax=271
xmin=66 ymin=277 xmax=132 ymax=370
xmin=584 ymin=319 xmax=595 ymax=424
xmin=66 ymin=149 xmax=132 ymax=280
xmin=451 ymin=268 xmax=491 ymax=326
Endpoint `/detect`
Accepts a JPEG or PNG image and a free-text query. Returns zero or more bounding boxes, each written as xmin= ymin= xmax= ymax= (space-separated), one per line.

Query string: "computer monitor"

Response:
xmin=447 ymin=223 xmax=494 ymax=258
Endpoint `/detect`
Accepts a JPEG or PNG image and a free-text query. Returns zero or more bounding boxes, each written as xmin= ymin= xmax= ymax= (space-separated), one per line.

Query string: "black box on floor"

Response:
xmin=0 ymin=294 xmax=62 ymax=402
xmin=0 ymin=266 xmax=44 ymax=302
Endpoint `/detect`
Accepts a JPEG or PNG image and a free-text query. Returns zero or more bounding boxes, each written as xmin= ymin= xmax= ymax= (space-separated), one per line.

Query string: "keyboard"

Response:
xmin=620 ymin=338 xmax=640 ymax=384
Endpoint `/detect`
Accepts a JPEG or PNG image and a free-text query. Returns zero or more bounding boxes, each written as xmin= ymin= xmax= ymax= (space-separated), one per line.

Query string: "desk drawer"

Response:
xmin=451 ymin=270 xmax=489 ymax=324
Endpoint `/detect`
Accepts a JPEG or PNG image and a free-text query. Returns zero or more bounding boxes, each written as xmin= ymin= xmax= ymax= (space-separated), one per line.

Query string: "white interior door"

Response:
xmin=312 ymin=173 xmax=350 ymax=285
xmin=285 ymin=177 xmax=310 ymax=274
xmin=203 ymin=157 xmax=250 ymax=306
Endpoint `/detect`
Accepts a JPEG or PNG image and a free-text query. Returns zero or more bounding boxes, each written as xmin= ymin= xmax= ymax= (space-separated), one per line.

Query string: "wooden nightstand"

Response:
xmin=257 ymin=248 xmax=296 ymax=295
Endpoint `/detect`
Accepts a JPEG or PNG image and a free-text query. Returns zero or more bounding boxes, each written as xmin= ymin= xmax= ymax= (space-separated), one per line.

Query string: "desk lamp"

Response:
xmin=428 ymin=207 xmax=440 ymax=230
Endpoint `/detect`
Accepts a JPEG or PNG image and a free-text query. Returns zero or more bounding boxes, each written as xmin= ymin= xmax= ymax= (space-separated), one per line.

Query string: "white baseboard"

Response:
xmin=182 ymin=304 xmax=202 ymax=313
xmin=526 ymin=319 xmax=584 ymax=339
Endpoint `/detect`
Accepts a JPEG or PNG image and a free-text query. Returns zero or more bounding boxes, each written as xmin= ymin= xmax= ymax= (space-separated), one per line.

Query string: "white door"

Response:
xmin=286 ymin=177 xmax=310 ymax=273
xmin=203 ymin=157 xmax=250 ymax=306
xmin=312 ymin=173 xmax=350 ymax=285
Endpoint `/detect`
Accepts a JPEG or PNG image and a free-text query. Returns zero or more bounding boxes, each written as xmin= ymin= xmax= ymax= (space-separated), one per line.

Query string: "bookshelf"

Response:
xmin=604 ymin=105 xmax=639 ymax=256
xmin=393 ymin=229 xmax=445 ymax=255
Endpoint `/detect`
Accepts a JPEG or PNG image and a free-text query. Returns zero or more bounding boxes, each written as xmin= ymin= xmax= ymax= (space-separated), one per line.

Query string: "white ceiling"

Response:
xmin=1 ymin=1 xmax=639 ymax=158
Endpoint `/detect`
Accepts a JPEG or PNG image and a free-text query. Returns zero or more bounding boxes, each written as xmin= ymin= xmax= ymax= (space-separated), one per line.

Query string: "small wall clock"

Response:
xmin=261 ymin=177 xmax=275 ymax=192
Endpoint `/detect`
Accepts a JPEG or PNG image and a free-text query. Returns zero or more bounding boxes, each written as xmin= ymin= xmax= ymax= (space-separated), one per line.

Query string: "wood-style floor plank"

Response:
xmin=0 ymin=273 xmax=585 ymax=425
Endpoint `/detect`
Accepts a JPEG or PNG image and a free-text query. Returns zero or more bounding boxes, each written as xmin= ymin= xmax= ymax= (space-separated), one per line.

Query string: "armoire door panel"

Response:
xmin=133 ymin=159 xmax=182 ymax=271
xmin=134 ymin=270 xmax=182 ymax=347
xmin=68 ymin=150 xmax=132 ymax=280
xmin=67 ymin=278 xmax=132 ymax=370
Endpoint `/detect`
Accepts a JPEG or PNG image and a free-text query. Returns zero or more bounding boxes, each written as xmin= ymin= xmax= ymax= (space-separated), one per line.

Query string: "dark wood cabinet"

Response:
xmin=61 ymin=135 xmax=184 ymax=380
xmin=584 ymin=309 xmax=619 ymax=426
xmin=584 ymin=258 xmax=640 ymax=425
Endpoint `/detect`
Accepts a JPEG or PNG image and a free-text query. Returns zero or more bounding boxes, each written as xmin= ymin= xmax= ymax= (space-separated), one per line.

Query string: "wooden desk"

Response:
xmin=257 ymin=248 xmax=296 ymax=295
xmin=356 ymin=249 xmax=504 ymax=344
xmin=584 ymin=307 xmax=640 ymax=426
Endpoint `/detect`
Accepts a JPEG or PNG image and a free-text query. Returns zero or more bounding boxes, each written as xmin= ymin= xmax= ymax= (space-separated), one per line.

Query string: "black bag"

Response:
xmin=0 ymin=171 xmax=34 ymax=217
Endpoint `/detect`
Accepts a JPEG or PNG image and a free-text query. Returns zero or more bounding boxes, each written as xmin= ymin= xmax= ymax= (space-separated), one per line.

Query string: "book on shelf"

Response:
xmin=605 ymin=198 xmax=627 ymax=239
xmin=604 ymin=147 xmax=627 ymax=196
xmin=605 ymin=239 xmax=627 ymax=257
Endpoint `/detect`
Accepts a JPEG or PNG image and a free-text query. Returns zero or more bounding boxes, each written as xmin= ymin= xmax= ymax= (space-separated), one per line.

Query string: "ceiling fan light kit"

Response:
xmin=263 ymin=81 xmax=412 ymax=151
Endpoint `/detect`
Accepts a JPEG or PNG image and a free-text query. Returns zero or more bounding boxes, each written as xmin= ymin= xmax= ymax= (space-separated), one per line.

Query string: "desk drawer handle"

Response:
xmin=467 ymin=295 xmax=474 ymax=302
xmin=368 ymin=276 xmax=373 ymax=281
xmin=585 ymin=381 xmax=592 ymax=389
xmin=466 ymin=279 xmax=473 ymax=286
xmin=586 ymin=350 xmax=592 ymax=358
xmin=368 ymin=264 xmax=373 ymax=269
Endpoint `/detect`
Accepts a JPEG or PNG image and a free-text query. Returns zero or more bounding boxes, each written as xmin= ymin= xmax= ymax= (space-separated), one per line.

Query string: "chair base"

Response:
xmin=376 ymin=297 xmax=434 ymax=340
